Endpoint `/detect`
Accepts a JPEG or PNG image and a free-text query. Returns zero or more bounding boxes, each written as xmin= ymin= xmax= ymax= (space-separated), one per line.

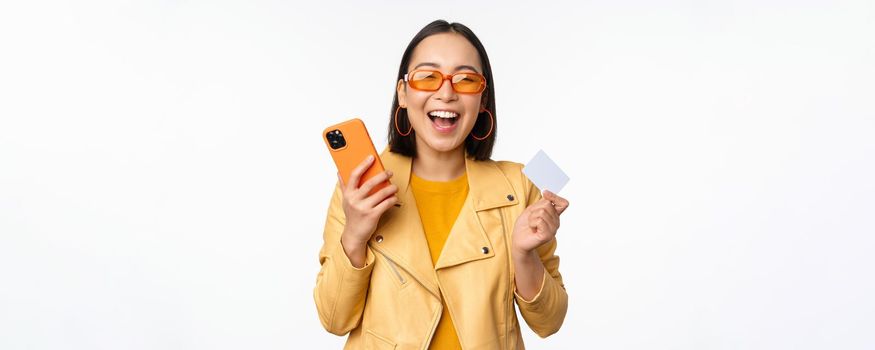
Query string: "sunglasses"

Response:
xmin=403 ymin=69 xmax=487 ymax=94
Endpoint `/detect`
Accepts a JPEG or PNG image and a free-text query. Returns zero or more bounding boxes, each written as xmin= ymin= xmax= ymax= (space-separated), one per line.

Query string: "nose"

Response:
xmin=434 ymin=75 xmax=458 ymax=102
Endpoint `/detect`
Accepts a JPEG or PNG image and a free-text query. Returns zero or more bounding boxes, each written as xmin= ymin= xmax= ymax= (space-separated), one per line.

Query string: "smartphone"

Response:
xmin=323 ymin=118 xmax=389 ymax=196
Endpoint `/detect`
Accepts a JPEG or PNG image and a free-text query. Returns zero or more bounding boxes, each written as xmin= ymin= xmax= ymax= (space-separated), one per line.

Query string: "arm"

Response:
xmin=313 ymin=183 xmax=375 ymax=335
xmin=512 ymin=176 xmax=569 ymax=338
xmin=313 ymin=156 xmax=398 ymax=335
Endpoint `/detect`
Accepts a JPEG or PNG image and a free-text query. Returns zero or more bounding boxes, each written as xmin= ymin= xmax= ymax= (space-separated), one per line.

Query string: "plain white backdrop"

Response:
xmin=1 ymin=0 xmax=874 ymax=349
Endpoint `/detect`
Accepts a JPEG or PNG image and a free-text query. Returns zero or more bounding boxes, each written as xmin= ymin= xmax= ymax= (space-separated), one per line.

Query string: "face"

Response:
xmin=397 ymin=32 xmax=485 ymax=155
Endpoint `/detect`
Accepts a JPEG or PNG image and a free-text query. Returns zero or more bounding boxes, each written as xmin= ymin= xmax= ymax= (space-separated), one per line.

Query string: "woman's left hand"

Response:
xmin=512 ymin=190 xmax=570 ymax=255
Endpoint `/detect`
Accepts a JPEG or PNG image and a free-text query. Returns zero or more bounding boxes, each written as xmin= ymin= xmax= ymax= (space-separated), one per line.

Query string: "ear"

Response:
xmin=396 ymin=79 xmax=407 ymax=107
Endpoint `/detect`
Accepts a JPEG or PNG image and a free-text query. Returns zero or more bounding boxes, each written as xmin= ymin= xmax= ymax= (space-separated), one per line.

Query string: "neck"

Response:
xmin=412 ymin=145 xmax=466 ymax=182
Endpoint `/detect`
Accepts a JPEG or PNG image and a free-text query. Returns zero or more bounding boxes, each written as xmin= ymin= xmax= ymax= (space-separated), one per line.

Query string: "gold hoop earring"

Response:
xmin=394 ymin=105 xmax=412 ymax=136
xmin=472 ymin=109 xmax=494 ymax=141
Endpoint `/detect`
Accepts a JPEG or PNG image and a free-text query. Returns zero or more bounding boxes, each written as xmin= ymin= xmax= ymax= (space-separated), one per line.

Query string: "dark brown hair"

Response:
xmin=388 ymin=20 xmax=496 ymax=161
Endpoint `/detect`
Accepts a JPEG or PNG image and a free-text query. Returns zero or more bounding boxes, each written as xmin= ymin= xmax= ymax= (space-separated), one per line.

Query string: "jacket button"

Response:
xmin=507 ymin=194 xmax=514 ymax=201
xmin=482 ymin=247 xmax=489 ymax=254
xmin=375 ymin=235 xmax=384 ymax=243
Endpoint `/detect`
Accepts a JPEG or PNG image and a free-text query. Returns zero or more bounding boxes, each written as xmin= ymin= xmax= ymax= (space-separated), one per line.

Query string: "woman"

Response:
xmin=314 ymin=20 xmax=569 ymax=349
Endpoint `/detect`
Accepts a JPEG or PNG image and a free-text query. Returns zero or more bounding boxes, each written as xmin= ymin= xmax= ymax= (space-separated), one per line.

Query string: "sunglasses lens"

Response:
xmin=408 ymin=70 xmax=443 ymax=91
xmin=407 ymin=70 xmax=486 ymax=93
xmin=451 ymin=73 xmax=485 ymax=93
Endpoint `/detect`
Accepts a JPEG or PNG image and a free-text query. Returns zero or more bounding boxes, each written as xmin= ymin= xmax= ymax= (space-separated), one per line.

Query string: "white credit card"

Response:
xmin=523 ymin=149 xmax=569 ymax=194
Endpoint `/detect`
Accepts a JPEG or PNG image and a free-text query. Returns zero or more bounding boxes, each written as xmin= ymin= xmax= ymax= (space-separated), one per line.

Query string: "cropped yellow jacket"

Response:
xmin=314 ymin=148 xmax=568 ymax=349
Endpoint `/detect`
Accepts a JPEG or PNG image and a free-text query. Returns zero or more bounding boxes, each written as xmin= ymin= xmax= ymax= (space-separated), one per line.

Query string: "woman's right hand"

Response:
xmin=338 ymin=155 xmax=398 ymax=265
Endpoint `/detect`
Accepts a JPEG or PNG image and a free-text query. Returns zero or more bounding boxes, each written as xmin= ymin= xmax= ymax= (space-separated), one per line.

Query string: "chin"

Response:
xmin=423 ymin=138 xmax=465 ymax=153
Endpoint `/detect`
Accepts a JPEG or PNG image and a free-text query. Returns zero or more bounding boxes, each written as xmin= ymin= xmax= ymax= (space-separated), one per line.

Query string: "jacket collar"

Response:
xmin=369 ymin=147 xmax=520 ymax=299
xmin=379 ymin=147 xmax=519 ymax=211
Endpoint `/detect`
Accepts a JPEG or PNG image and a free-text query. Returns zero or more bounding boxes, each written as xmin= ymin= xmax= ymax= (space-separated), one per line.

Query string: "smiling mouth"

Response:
xmin=428 ymin=110 xmax=459 ymax=128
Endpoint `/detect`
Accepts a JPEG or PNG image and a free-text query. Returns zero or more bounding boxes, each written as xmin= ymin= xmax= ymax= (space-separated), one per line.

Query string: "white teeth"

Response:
xmin=428 ymin=110 xmax=459 ymax=119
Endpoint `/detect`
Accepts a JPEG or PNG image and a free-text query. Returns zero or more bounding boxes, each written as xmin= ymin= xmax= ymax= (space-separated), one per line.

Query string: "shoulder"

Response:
xmin=494 ymin=159 xmax=543 ymax=206
xmin=469 ymin=158 xmax=526 ymax=182
xmin=489 ymin=159 xmax=526 ymax=183
xmin=487 ymin=159 xmax=540 ymax=204
xmin=493 ymin=159 xmax=524 ymax=174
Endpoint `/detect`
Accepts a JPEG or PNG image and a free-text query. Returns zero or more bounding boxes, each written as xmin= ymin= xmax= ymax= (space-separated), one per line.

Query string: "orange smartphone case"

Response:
xmin=323 ymin=118 xmax=389 ymax=196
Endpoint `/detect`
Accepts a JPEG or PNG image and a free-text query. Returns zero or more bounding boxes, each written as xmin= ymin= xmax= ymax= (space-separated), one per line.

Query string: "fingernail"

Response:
xmin=387 ymin=170 xmax=393 ymax=177
xmin=368 ymin=155 xmax=375 ymax=161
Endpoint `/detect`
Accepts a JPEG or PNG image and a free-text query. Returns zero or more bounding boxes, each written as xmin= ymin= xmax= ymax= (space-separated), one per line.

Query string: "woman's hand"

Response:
xmin=511 ymin=190 xmax=570 ymax=256
xmin=339 ymin=155 xmax=398 ymax=267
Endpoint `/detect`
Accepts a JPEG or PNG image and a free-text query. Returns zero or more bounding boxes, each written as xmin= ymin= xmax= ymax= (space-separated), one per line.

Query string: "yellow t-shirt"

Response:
xmin=410 ymin=172 xmax=469 ymax=350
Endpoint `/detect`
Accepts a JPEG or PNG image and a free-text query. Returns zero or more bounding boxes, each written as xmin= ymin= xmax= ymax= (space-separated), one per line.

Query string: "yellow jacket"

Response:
xmin=314 ymin=148 xmax=568 ymax=349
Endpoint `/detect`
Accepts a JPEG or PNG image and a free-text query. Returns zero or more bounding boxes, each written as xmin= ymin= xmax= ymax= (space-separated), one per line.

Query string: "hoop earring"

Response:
xmin=394 ymin=105 xmax=412 ymax=136
xmin=472 ymin=108 xmax=494 ymax=141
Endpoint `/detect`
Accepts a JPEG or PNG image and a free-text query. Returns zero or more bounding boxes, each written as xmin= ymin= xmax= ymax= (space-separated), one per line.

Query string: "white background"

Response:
xmin=2 ymin=0 xmax=874 ymax=349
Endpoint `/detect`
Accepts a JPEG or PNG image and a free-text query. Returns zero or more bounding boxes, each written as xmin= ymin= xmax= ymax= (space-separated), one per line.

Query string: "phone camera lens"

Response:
xmin=326 ymin=129 xmax=346 ymax=149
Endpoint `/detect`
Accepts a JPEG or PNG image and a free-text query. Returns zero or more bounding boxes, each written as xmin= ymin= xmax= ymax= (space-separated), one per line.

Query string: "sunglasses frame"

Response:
xmin=403 ymin=69 xmax=487 ymax=94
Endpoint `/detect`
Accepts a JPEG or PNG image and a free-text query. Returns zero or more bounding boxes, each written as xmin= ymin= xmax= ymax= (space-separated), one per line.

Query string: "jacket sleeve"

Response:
xmin=313 ymin=182 xmax=375 ymax=335
xmin=513 ymin=173 xmax=569 ymax=338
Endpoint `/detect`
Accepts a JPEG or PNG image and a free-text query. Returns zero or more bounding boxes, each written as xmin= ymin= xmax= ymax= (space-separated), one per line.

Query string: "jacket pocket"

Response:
xmin=365 ymin=330 xmax=396 ymax=350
